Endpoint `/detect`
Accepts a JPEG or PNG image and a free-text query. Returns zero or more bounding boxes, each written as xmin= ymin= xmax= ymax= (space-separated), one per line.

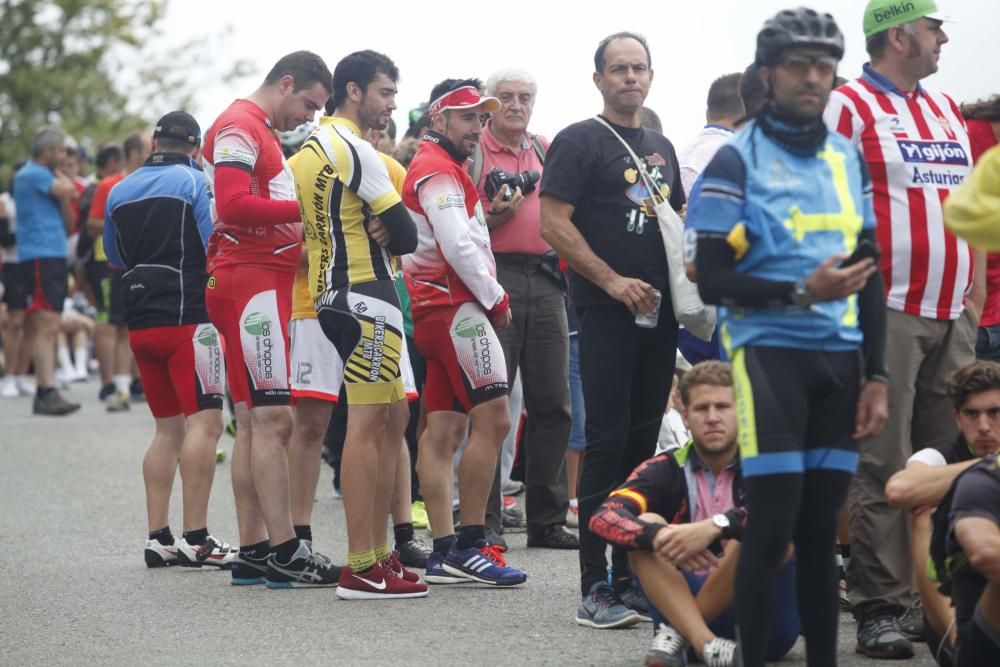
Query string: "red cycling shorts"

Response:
xmin=205 ymin=266 xmax=293 ymax=408
xmin=130 ymin=323 xmax=225 ymax=418
xmin=413 ymin=301 xmax=509 ymax=414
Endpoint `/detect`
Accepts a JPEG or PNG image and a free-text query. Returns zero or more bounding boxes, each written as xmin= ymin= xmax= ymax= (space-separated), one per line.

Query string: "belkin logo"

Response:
xmin=897 ymin=140 xmax=969 ymax=166
xmin=873 ymin=2 xmax=915 ymax=24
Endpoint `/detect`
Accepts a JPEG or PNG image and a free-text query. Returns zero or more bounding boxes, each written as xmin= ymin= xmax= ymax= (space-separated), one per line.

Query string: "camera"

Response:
xmin=484 ymin=167 xmax=540 ymax=202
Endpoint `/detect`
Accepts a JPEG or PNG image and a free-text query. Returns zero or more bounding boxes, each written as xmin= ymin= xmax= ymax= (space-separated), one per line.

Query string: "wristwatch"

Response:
xmin=790 ymin=278 xmax=812 ymax=306
xmin=712 ymin=513 xmax=730 ymax=535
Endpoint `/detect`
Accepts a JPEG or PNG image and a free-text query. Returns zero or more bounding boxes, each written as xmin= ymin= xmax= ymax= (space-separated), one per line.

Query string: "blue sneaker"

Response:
xmin=422 ymin=551 xmax=466 ymax=585
xmin=442 ymin=540 xmax=527 ymax=586
xmin=575 ymin=581 xmax=642 ymax=629
xmin=619 ymin=580 xmax=653 ymax=622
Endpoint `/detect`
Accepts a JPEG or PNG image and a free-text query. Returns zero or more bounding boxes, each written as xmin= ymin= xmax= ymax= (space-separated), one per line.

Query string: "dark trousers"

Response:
xmin=485 ymin=262 xmax=571 ymax=532
xmin=576 ymin=302 xmax=677 ymax=594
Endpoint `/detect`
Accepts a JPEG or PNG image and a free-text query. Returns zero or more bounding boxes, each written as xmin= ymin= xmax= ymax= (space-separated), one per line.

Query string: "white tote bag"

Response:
xmin=595 ymin=117 xmax=717 ymax=341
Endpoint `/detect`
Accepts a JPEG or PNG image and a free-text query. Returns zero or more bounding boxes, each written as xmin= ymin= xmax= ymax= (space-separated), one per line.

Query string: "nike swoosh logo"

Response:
xmin=353 ymin=575 xmax=387 ymax=590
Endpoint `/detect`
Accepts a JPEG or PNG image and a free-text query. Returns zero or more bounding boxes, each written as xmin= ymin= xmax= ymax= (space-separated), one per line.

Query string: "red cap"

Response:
xmin=429 ymin=86 xmax=501 ymax=115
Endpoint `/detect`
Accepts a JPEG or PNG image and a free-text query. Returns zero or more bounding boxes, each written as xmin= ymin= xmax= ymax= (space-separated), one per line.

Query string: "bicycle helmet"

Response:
xmin=755 ymin=7 xmax=845 ymax=66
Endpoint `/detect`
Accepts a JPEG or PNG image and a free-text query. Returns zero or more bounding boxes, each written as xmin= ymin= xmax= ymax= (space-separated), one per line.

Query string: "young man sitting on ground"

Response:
xmin=590 ymin=360 xmax=799 ymax=667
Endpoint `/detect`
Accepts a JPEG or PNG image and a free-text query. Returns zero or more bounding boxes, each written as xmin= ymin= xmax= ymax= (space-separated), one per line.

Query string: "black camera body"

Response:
xmin=484 ymin=167 xmax=540 ymax=202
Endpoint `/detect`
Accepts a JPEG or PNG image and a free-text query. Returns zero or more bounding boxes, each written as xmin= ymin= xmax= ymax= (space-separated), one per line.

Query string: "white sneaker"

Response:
xmin=16 ymin=376 xmax=37 ymax=396
xmin=1 ymin=377 xmax=18 ymax=398
xmin=144 ymin=539 xmax=178 ymax=568
xmin=646 ymin=623 xmax=689 ymax=667
xmin=702 ymin=637 xmax=738 ymax=667
xmin=176 ymin=535 xmax=237 ymax=568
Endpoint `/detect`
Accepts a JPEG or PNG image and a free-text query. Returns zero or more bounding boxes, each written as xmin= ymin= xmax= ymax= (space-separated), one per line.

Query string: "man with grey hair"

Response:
xmin=12 ymin=127 xmax=81 ymax=415
xmin=825 ymin=0 xmax=979 ymax=658
xmin=468 ymin=68 xmax=578 ymax=550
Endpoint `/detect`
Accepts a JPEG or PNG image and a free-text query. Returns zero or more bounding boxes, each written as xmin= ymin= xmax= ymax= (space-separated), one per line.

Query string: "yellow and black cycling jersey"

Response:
xmin=290 ymin=116 xmax=403 ymax=297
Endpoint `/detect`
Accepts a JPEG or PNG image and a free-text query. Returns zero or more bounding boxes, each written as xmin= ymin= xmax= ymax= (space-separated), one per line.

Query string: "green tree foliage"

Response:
xmin=0 ymin=0 xmax=254 ymax=177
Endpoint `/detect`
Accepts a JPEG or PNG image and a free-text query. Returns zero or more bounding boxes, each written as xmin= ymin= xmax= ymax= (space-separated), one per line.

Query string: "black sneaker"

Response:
xmin=396 ymin=536 xmax=432 ymax=569
xmin=266 ymin=540 xmax=341 ymax=589
xmin=98 ymin=383 xmax=116 ymax=401
xmin=618 ymin=579 xmax=653 ymax=622
xmin=899 ymin=598 xmax=925 ymax=642
xmin=502 ymin=506 xmax=526 ymax=532
xmin=856 ymin=612 xmax=914 ymax=659
xmin=527 ymin=524 xmax=580 ymax=550
xmin=129 ymin=377 xmax=145 ymax=402
xmin=231 ymin=551 xmax=269 ymax=586
xmin=33 ymin=390 xmax=81 ymax=416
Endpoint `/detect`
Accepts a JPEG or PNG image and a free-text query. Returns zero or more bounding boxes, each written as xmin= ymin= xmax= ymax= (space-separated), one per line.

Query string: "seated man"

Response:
xmin=886 ymin=360 xmax=1000 ymax=664
xmin=590 ymin=360 xmax=799 ymax=667
xmin=935 ymin=454 xmax=1000 ymax=667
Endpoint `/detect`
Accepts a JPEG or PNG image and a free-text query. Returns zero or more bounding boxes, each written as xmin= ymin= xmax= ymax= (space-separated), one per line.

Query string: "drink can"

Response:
xmin=635 ymin=289 xmax=662 ymax=328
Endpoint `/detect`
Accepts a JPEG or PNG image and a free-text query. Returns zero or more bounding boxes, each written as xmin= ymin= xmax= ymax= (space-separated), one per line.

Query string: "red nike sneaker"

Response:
xmin=335 ymin=562 xmax=428 ymax=600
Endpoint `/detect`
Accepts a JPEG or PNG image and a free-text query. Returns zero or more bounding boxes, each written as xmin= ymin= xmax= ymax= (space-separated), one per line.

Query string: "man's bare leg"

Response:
xmin=341 ymin=402 xmax=389 ymax=561
xmin=912 ymin=512 xmax=957 ymax=648
xmin=392 ymin=437 xmax=414 ymax=524
xmin=248 ymin=405 xmax=296 ymax=546
xmin=30 ymin=310 xmax=60 ymax=388
xmin=370 ymin=399 xmax=407 ymax=550
xmin=288 ymin=397 xmax=333 ymax=529
xmin=143 ymin=415 xmax=186 ymax=531
xmin=417 ymin=411 xmax=468 ymax=538
xmin=231 ymin=402 xmax=266 ymax=546
xmin=179 ymin=409 xmax=224 ymax=532
xmin=457 ymin=396 xmax=511 ymax=528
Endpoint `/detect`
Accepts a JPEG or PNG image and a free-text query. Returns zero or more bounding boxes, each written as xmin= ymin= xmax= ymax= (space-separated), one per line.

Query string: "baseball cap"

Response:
xmin=428 ymin=86 xmax=501 ymax=115
xmin=153 ymin=111 xmax=202 ymax=146
xmin=863 ymin=0 xmax=954 ymax=38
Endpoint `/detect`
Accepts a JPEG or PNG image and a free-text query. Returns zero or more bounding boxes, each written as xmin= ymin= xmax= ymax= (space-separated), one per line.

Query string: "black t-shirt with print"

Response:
xmin=541 ymin=116 xmax=685 ymax=308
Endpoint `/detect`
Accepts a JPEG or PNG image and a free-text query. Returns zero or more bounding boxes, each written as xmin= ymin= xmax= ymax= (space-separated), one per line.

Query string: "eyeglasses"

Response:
xmin=778 ymin=53 xmax=839 ymax=77
xmin=960 ymin=407 xmax=1000 ymax=421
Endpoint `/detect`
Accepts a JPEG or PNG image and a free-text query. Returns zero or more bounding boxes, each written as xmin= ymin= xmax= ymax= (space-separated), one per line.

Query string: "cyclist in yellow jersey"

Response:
xmin=289 ymin=50 xmax=422 ymax=600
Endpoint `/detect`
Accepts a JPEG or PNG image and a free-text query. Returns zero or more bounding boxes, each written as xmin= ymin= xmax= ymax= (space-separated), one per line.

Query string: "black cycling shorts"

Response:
xmin=730 ymin=345 xmax=860 ymax=478
xmin=2 ymin=262 xmax=29 ymax=311
xmin=23 ymin=258 xmax=67 ymax=314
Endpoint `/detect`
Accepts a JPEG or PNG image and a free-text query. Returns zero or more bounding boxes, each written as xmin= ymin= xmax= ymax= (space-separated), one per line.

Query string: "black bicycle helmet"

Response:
xmin=755 ymin=7 xmax=845 ymax=66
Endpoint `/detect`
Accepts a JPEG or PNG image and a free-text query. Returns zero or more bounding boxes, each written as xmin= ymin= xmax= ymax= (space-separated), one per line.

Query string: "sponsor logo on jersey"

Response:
xmin=436 ymin=193 xmax=464 ymax=210
xmin=243 ymin=312 xmax=271 ymax=336
xmin=196 ymin=326 xmax=218 ymax=346
xmin=897 ymin=140 xmax=969 ymax=166
xmin=453 ymin=315 xmax=494 ymax=378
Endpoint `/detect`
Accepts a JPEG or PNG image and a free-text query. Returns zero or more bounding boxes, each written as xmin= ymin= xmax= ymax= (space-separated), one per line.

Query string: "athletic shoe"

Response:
xmin=17 ymin=376 xmax=37 ymax=396
xmin=1 ymin=377 xmax=19 ymax=398
xmin=144 ymin=539 xmax=178 ymax=568
xmin=98 ymin=382 xmax=116 ymax=401
xmin=396 ymin=536 xmax=431 ymax=569
xmin=231 ymin=551 xmax=269 ymax=586
xmin=485 ymin=527 xmax=508 ymax=551
xmin=645 ymin=623 xmax=689 ymax=667
xmin=176 ymin=535 xmax=237 ymax=569
xmin=839 ymin=577 xmax=851 ymax=611
xmin=424 ymin=551 xmax=467 ymax=585
xmin=381 ymin=550 xmax=421 ymax=583
xmin=266 ymin=540 xmax=341 ymax=589
xmin=335 ymin=562 xmax=428 ymax=600
xmin=899 ymin=597 xmax=925 ymax=642
xmin=618 ymin=580 xmax=653 ymax=622
xmin=527 ymin=524 xmax=579 ymax=549
xmin=566 ymin=504 xmax=579 ymax=529
xmin=130 ymin=377 xmax=145 ymax=401
xmin=502 ymin=479 xmax=525 ymax=496
xmin=503 ymin=495 xmax=517 ymax=509
xmin=106 ymin=391 xmax=130 ymax=412
xmin=575 ymin=581 xmax=642 ymax=629
xmin=856 ymin=612 xmax=914 ymax=659
xmin=33 ymin=390 xmax=81 ymax=416
xmin=442 ymin=540 xmax=527 ymax=586
xmin=702 ymin=638 xmax=738 ymax=667
xmin=411 ymin=500 xmax=429 ymax=529
xmin=502 ymin=506 xmax=526 ymax=532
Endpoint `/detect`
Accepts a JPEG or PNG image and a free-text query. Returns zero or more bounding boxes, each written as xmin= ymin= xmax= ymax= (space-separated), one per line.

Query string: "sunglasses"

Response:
xmin=778 ymin=53 xmax=839 ymax=77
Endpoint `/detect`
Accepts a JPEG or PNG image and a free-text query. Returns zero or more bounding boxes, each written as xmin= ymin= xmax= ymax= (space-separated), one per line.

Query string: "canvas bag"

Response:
xmin=594 ymin=116 xmax=716 ymax=340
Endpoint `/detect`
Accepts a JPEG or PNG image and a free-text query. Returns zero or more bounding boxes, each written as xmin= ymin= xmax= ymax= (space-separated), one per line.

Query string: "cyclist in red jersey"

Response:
xmin=202 ymin=51 xmax=339 ymax=588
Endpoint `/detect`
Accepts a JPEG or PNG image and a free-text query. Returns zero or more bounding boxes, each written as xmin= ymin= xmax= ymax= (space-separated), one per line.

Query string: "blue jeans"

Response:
xmin=648 ymin=558 xmax=800 ymax=661
xmin=568 ymin=335 xmax=586 ymax=453
xmin=976 ymin=324 xmax=1000 ymax=362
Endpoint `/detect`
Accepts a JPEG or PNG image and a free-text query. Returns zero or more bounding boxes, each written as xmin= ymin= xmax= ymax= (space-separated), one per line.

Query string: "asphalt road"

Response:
xmin=0 ymin=385 xmax=938 ymax=666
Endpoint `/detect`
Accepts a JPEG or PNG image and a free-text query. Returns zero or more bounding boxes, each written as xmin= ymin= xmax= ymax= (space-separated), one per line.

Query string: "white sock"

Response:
xmin=114 ymin=374 xmax=131 ymax=394
xmin=58 ymin=346 xmax=74 ymax=374
xmin=569 ymin=498 xmax=579 ymax=509
xmin=74 ymin=347 xmax=89 ymax=376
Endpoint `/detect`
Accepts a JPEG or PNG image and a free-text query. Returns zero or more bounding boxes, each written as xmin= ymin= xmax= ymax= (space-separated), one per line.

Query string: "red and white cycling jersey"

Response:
xmin=401 ymin=138 xmax=506 ymax=319
xmin=825 ymin=66 xmax=973 ymax=321
xmin=203 ymin=99 xmax=303 ymax=274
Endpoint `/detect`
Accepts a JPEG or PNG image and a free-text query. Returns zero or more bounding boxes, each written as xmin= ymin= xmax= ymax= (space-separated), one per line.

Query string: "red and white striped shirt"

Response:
xmin=824 ymin=65 xmax=973 ymax=321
